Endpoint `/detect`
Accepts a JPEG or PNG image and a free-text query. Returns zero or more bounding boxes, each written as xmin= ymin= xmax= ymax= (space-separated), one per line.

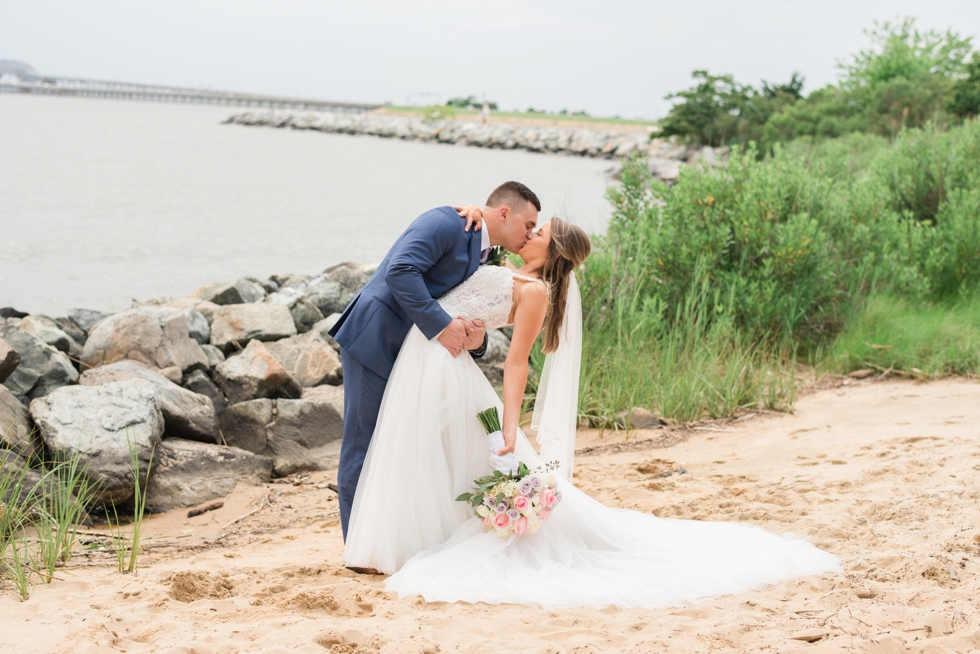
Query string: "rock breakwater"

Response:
xmin=224 ymin=110 xmax=730 ymax=183
xmin=1 ymin=262 xmax=511 ymax=515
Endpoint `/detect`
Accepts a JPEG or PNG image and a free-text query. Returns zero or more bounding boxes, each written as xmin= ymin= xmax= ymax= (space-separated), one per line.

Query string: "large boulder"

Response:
xmin=30 ymin=380 xmax=165 ymax=506
xmin=182 ymin=369 xmax=227 ymax=414
xmin=264 ymin=331 xmax=342 ymax=387
xmin=201 ymin=344 xmax=225 ymax=369
xmin=264 ymin=288 xmax=324 ymax=334
xmin=67 ymin=308 xmax=110 ymax=334
xmin=212 ymin=340 xmax=302 ymax=405
xmin=144 ymin=438 xmax=273 ymax=513
xmin=0 ymin=451 xmax=93 ymax=527
xmin=301 ymin=384 xmax=344 ymax=416
xmin=0 ymin=337 xmax=20 ymax=383
xmin=190 ymin=278 xmax=266 ymax=305
xmin=218 ymin=396 xmax=343 ymax=476
xmin=2 ymin=332 xmax=79 ymax=402
xmin=81 ymin=307 xmax=209 ymax=374
xmin=80 ymin=360 xmax=216 ymax=443
xmin=208 ymin=304 xmax=297 ymax=352
xmin=0 ymin=385 xmax=35 ymax=460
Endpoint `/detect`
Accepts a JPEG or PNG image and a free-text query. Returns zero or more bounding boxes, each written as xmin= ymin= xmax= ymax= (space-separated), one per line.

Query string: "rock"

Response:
xmin=0 ymin=451 xmax=93 ymax=526
xmin=264 ymin=289 xmax=324 ymax=334
xmin=0 ymin=317 xmax=22 ymax=337
xmin=0 ymin=337 xmax=20 ymax=383
xmin=245 ymin=276 xmax=279 ymax=295
xmin=182 ymin=369 xmax=227 ymax=414
xmin=30 ymin=380 xmax=165 ymax=506
xmin=0 ymin=385 xmax=35 ymax=460
xmin=648 ymin=158 xmax=682 ymax=183
xmin=185 ymin=310 xmax=211 ymax=345
xmin=302 ymin=263 xmax=374 ymax=317
xmin=614 ymin=407 xmax=665 ymax=430
xmin=80 ymin=360 xmax=216 ymax=443
xmin=80 ymin=307 xmax=209 ymax=374
xmin=0 ymin=308 xmax=28 ymax=319
xmin=190 ymin=278 xmax=266 ymax=305
xmin=160 ymin=366 xmax=183 ymax=384
xmin=269 ymin=273 xmax=310 ymax=290
xmin=264 ymin=331 xmax=342 ymax=387
xmin=55 ymin=317 xmax=87 ymax=346
xmin=67 ymin=308 xmax=110 ymax=334
xmin=848 ymin=369 xmax=875 ymax=379
xmin=212 ymin=340 xmax=302 ymax=405
xmin=2 ymin=332 xmax=79 ymax=402
xmin=201 ymin=344 xmax=226 ymax=369
xmin=310 ymin=316 xmax=342 ymax=353
xmin=144 ymin=438 xmax=273 ymax=512
xmin=301 ymin=384 xmax=344 ymax=416
xmin=476 ymin=329 xmax=510 ymax=386
xmin=218 ymin=397 xmax=343 ymax=476
xmin=18 ymin=315 xmax=74 ymax=354
xmin=208 ymin=303 xmax=297 ymax=352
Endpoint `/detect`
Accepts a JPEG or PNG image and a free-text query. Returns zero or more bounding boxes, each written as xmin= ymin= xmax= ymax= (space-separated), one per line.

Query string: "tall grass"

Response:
xmin=577 ymin=119 xmax=980 ymax=421
xmin=827 ymin=295 xmax=980 ymax=376
xmin=106 ymin=435 xmax=154 ymax=575
xmin=1 ymin=448 xmax=96 ymax=599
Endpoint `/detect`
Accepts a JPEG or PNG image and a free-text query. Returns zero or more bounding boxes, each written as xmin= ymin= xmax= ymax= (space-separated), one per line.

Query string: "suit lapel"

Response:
xmin=466 ymin=227 xmax=482 ymax=278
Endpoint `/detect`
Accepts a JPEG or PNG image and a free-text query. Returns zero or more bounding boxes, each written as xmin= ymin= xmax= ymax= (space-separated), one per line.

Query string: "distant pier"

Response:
xmin=0 ymin=75 xmax=382 ymax=113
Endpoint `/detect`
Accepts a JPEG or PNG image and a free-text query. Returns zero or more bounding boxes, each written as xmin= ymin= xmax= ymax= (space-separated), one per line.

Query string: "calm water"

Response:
xmin=0 ymin=94 xmax=612 ymax=316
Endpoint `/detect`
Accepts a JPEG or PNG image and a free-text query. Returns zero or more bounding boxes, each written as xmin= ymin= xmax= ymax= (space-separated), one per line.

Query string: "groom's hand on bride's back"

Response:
xmin=438 ymin=318 xmax=469 ymax=357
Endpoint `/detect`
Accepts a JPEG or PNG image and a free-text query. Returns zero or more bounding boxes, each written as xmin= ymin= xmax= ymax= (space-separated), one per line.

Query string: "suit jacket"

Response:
xmin=328 ymin=206 xmax=483 ymax=379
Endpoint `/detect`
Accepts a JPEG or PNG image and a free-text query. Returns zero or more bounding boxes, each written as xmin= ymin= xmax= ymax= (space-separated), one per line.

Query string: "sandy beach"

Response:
xmin=3 ymin=377 xmax=979 ymax=653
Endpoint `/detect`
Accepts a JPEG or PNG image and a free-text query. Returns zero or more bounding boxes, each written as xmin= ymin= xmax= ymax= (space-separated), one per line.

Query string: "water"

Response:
xmin=0 ymin=94 xmax=613 ymax=317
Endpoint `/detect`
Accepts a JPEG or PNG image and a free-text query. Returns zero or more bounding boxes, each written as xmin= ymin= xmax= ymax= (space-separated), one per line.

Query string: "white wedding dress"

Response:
xmin=344 ymin=266 xmax=840 ymax=610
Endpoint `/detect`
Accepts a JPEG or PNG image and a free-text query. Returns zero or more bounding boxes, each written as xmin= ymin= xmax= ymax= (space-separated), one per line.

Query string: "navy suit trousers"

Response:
xmin=337 ymin=347 xmax=388 ymax=540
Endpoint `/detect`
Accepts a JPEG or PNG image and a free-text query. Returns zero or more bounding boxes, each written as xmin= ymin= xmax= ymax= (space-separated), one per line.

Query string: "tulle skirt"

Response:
xmin=345 ymin=326 xmax=842 ymax=609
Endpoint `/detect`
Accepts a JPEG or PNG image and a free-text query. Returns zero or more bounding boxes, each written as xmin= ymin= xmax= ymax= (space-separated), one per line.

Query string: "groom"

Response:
xmin=329 ymin=181 xmax=542 ymax=542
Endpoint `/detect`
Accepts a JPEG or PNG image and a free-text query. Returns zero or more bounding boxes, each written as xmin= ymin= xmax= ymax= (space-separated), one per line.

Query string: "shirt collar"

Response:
xmin=480 ymin=225 xmax=491 ymax=252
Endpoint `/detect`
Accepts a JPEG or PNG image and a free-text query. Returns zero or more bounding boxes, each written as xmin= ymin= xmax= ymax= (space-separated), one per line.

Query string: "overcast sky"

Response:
xmin=2 ymin=1 xmax=977 ymax=119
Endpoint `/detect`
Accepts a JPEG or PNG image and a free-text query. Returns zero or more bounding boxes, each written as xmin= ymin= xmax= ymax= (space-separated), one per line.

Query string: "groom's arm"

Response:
xmin=384 ymin=210 xmax=459 ymax=340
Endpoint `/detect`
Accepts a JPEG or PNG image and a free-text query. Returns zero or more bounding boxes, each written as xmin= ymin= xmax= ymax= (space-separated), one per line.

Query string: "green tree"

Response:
xmin=659 ymin=70 xmax=752 ymax=146
xmin=950 ymin=53 xmax=980 ymax=118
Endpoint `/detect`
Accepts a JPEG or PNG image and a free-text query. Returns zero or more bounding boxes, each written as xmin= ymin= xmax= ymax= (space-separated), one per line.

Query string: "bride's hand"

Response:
xmin=454 ymin=205 xmax=483 ymax=232
xmin=497 ymin=430 xmax=516 ymax=456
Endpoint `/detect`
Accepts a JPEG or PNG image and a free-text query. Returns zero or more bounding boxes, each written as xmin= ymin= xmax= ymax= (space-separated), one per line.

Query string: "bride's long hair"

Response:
xmin=541 ymin=217 xmax=591 ymax=353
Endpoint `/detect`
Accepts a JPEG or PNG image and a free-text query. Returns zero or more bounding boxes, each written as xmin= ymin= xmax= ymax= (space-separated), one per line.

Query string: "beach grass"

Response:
xmin=826 ymin=295 xmax=980 ymax=377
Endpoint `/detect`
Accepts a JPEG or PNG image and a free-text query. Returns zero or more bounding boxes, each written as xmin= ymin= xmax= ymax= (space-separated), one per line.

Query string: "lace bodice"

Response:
xmin=438 ymin=266 xmax=516 ymax=329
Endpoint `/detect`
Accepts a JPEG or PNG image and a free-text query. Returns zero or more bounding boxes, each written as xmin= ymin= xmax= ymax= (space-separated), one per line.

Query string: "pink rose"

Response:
xmin=493 ymin=513 xmax=510 ymax=529
xmin=513 ymin=496 xmax=529 ymax=511
xmin=513 ymin=516 xmax=529 ymax=535
xmin=540 ymin=488 xmax=556 ymax=509
xmin=538 ymin=507 xmax=552 ymax=521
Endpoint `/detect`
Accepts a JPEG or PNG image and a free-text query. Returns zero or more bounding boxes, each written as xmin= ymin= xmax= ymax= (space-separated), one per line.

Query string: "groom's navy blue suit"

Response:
xmin=329 ymin=206 xmax=487 ymax=538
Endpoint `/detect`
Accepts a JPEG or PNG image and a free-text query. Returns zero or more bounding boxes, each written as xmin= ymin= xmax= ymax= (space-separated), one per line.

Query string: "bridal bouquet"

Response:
xmin=455 ymin=408 xmax=562 ymax=537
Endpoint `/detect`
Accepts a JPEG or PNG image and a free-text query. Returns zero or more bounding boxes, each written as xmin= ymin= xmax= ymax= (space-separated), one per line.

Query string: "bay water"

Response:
xmin=0 ymin=94 xmax=612 ymax=316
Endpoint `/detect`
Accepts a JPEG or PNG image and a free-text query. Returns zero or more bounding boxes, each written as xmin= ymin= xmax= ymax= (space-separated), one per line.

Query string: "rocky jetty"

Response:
xmin=224 ymin=110 xmax=730 ymax=183
xmin=0 ymin=261 xmax=512 ymax=515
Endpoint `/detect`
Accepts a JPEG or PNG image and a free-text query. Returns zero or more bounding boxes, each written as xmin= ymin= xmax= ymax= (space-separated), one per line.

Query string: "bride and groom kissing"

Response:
xmin=328 ymin=181 xmax=839 ymax=610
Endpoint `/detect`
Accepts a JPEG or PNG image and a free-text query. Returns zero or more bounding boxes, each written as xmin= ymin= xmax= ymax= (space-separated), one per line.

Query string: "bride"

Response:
xmin=344 ymin=217 xmax=840 ymax=610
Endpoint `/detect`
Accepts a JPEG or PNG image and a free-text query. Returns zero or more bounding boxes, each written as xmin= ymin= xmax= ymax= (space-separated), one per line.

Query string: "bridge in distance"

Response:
xmin=0 ymin=60 xmax=381 ymax=113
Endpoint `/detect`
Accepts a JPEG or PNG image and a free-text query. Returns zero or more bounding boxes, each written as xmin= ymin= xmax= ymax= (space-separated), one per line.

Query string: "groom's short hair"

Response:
xmin=486 ymin=181 xmax=541 ymax=212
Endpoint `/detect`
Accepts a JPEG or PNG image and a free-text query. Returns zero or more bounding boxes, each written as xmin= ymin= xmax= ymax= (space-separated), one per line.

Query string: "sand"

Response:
xmin=3 ymin=378 xmax=980 ymax=653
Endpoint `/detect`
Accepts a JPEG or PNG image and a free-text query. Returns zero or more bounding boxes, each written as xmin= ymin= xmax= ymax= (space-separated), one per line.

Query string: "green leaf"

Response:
xmin=455 ymin=492 xmax=473 ymax=502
